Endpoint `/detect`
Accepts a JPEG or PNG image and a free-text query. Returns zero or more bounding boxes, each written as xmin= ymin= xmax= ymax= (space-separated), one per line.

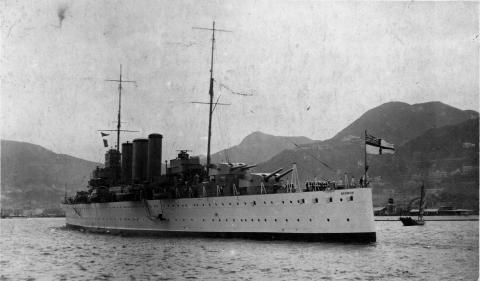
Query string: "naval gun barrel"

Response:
xmin=240 ymin=164 xmax=257 ymax=171
xmin=264 ymin=168 xmax=283 ymax=181
xmin=275 ymin=168 xmax=294 ymax=181
xmin=230 ymin=164 xmax=246 ymax=171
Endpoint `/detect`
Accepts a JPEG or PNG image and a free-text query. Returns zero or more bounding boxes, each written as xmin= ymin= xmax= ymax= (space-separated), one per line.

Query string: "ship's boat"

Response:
xmin=400 ymin=183 xmax=426 ymax=226
xmin=62 ymin=22 xmax=376 ymax=242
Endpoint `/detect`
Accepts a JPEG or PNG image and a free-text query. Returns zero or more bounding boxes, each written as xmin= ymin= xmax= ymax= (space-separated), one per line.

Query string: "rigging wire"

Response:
xmin=214 ymin=95 xmax=231 ymax=163
xmin=215 ymin=80 xmax=254 ymax=97
xmin=289 ymin=140 xmax=334 ymax=171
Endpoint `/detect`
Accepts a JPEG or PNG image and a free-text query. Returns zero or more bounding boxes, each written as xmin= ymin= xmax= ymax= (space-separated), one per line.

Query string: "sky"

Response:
xmin=1 ymin=0 xmax=478 ymax=163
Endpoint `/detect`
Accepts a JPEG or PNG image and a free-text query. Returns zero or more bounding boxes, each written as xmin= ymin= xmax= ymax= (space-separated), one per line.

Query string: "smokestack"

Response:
xmin=147 ymin=133 xmax=163 ymax=182
xmin=121 ymin=142 xmax=133 ymax=184
xmin=132 ymin=138 xmax=148 ymax=183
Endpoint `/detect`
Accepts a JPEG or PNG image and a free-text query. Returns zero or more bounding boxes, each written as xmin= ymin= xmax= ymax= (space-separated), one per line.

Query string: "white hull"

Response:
xmin=63 ymin=188 xmax=376 ymax=242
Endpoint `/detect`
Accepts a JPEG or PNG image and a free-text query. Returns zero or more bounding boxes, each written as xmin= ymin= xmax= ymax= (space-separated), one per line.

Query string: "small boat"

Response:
xmin=400 ymin=182 xmax=426 ymax=226
xmin=399 ymin=216 xmax=425 ymax=226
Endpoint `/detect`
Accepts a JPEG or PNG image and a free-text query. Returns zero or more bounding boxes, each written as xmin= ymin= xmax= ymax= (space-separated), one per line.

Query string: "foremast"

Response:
xmin=105 ymin=65 xmax=136 ymax=151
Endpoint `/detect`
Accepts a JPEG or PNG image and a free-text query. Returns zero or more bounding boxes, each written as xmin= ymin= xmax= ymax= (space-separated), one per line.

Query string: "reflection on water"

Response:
xmin=0 ymin=218 xmax=478 ymax=280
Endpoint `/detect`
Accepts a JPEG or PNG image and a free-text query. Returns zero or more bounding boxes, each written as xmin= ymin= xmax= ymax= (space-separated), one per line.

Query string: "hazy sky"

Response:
xmin=1 ymin=1 xmax=478 ymax=162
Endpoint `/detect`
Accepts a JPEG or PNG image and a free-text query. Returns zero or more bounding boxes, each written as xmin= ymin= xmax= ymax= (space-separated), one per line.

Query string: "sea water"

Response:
xmin=0 ymin=218 xmax=477 ymax=280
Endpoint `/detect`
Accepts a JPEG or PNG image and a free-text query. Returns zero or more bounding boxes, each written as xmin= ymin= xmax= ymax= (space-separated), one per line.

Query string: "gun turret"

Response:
xmin=264 ymin=168 xmax=283 ymax=181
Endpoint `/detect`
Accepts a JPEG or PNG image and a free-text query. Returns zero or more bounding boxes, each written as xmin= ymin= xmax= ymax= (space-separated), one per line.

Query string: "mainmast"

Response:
xmin=207 ymin=21 xmax=215 ymax=175
xmin=105 ymin=65 xmax=136 ymax=151
xmin=192 ymin=21 xmax=231 ymax=176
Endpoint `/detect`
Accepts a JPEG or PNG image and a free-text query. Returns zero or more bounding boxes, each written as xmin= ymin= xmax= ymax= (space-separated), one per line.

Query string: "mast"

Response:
xmin=117 ymin=65 xmax=122 ymax=151
xmin=192 ymin=21 xmax=232 ymax=176
xmin=105 ymin=65 xmax=136 ymax=151
xmin=418 ymin=181 xmax=425 ymax=220
xmin=207 ymin=21 xmax=215 ymax=175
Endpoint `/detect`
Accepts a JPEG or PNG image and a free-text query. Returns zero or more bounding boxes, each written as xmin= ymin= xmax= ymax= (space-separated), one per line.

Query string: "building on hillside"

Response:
xmin=410 ymin=206 xmax=474 ymax=216
xmin=461 ymin=165 xmax=474 ymax=175
xmin=409 ymin=208 xmax=439 ymax=216
xmin=438 ymin=206 xmax=473 ymax=215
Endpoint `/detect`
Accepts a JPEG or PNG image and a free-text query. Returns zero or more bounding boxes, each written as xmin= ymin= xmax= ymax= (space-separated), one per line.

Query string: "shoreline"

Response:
xmin=375 ymin=215 xmax=479 ymax=221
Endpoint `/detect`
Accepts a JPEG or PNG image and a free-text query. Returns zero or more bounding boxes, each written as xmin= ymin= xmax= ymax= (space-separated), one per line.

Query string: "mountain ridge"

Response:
xmin=1 ymin=140 xmax=100 ymax=209
xmin=331 ymin=101 xmax=478 ymax=146
xmin=210 ymin=131 xmax=315 ymax=164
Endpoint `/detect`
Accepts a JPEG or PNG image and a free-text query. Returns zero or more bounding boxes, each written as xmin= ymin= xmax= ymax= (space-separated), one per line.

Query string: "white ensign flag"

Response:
xmin=365 ymin=134 xmax=395 ymax=155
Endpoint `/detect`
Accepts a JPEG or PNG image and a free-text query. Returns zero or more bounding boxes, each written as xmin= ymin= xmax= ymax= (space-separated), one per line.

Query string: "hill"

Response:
xmin=210 ymin=131 xmax=314 ymax=164
xmin=331 ymin=101 xmax=478 ymax=146
xmin=1 ymin=140 xmax=100 ymax=210
xmin=256 ymin=117 xmax=479 ymax=210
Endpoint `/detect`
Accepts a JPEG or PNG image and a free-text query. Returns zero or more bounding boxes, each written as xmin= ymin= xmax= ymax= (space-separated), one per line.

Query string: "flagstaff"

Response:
xmin=364 ymin=129 xmax=367 ymax=187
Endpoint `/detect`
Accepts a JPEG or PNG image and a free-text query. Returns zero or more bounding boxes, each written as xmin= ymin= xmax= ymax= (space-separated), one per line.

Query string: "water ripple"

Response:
xmin=0 ymin=218 xmax=478 ymax=280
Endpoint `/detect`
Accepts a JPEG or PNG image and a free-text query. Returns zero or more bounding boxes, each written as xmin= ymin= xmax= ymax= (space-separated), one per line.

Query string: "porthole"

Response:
xmin=221 ymin=203 xmax=224 ymax=206
xmin=282 ymin=201 xmax=285 ymax=204
xmin=229 ymin=203 xmax=231 ymax=206
xmin=212 ymin=219 xmax=214 ymax=222
xmin=327 ymin=218 xmax=330 ymax=222
xmin=313 ymin=198 xmax=319 ymax=203
xmin=233 ymin=219 xmax=235 ymax=222
xmin=241 ymin=219 xmax=243 ymax=222
xmin=237 ymin=202 xmax=239 ymax=205
xmin=309 ymin=218 xmax=312 ymax=222
xmin=340 ymin=198 xmax=343 ymax=202
xmin=274 ymin=219 xmax=277 ymax=222
xmin=329 ymin=197 xmax=332 ymax=202
xmin=270 ymin=201 xmax=274 ymax=204
xmin=350 ymin=196 xmax=354 ymax=201
xmin=202 ymin=219 xmax=205 ymax=221
xmin=258 ymin=219 xmax=260 ymax=222
xmin=218 ymin=219 xmax=221 ymax=222
xmin=264 ymin=218 xmax=267 ymax=222
xmin=251 ymin=219 xmax=254 ymax=222
xmin=226 ymin=219 xmax=228 ymax=222
xmin=244 ymin=202 xmax=247 ymax=205
xmin=297 ymin=219 xmax=300 ymax=222
xmin=286 ymin=219 xmax=289 ymax=222
xmin=290 ymin=201 xmax=293 ymax=204
xmin=347 ymin=218 xmax=350 ymax=222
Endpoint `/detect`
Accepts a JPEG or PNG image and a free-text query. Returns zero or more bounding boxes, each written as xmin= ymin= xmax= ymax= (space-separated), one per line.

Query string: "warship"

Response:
xmin=62 ymin=22 xmax=376 ymax=242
